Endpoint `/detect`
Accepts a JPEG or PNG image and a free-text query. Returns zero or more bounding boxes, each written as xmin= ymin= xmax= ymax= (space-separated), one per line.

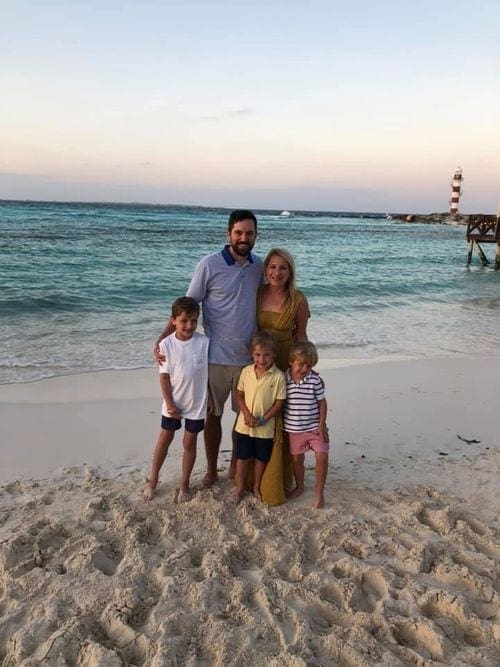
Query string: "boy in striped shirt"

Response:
xmin=284 ymin=342 xmax=329 ymax=508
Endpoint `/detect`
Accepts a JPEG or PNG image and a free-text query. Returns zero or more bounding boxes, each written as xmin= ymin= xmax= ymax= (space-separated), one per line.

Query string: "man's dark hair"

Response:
xmin=171 ymin=296 xmax=200 ymax=318
xmin=227 ymin=209 xmax=257 ymax=232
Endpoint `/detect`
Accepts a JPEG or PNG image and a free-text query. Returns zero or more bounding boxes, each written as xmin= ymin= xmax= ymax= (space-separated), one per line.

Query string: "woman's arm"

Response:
xmin=294 ymin=294 xmax=310 ymax=342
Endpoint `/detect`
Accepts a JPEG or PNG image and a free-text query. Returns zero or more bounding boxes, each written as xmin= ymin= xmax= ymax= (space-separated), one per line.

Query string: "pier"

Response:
xmin=466 ymin=214 xmax=500 ymax=270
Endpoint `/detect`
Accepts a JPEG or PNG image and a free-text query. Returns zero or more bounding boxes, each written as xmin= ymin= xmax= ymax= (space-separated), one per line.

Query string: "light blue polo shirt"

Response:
xmin=187 ymin=246 xmax=263 ymax=365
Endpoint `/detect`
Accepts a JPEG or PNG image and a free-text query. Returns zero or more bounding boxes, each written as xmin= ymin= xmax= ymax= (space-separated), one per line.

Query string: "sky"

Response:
xmin=1 ymin=0 xmax=499 ymax=212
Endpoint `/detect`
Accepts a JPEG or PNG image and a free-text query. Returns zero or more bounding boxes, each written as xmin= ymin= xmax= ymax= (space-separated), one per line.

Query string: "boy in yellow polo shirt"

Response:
xmin=231 ymin=332 xmax=286 ymax=504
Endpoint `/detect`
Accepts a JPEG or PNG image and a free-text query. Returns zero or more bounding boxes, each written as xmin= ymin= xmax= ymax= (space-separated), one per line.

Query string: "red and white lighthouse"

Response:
xmin=449 ymin=166 xmax=463 ymax=216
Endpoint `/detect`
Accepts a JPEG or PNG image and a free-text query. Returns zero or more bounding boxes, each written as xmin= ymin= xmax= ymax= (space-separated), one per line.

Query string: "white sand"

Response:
xmin=0 ymin=357 xmax=498 ymax=664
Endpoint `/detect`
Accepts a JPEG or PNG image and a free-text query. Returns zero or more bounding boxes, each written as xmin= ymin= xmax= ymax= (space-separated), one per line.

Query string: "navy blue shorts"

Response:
xmin=161 ymin=416 xmax=205 ymax=433
xmin=235 ymin=433 xmax=273 ymax=463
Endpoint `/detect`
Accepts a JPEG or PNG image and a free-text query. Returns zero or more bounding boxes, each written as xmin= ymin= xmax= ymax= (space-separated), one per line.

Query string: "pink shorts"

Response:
xmin=288 ymin=431 xmax=329 ymax=455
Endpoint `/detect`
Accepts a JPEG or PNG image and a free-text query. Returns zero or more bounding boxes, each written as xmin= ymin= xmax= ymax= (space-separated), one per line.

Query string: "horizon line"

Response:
xmin=0 ymin=197 xmax=463 ymax=217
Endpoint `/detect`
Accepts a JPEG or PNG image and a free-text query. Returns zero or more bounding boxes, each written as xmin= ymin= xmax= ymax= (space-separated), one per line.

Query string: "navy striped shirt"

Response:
xmin=284 ymin=369 xmax=325 ymax=432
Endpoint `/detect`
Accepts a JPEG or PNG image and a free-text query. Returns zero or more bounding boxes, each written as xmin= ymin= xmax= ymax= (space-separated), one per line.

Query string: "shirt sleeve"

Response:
xmin=276 ymin=372 xmax=287 ymax=400
xmin=158 ymin=338 xmax=170 ymax=375
xmin=202 ymin=335 xmax=209 ymax=361
xmin=237 ymin=367 xmax=247 ymax=392
xmin=314 ymin=375 xmax=326 ymax=401
xmin=186 ymin=257 xmax=209 ymax=303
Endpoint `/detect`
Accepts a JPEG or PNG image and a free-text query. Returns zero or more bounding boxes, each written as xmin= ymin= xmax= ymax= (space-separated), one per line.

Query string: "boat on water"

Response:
xmin=279 ymin=210 xmax=292 ymax=218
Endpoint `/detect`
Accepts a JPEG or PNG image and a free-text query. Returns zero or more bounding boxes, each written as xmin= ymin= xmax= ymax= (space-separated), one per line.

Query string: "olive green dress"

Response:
xmin=256 ymin=289 xmax=306 ymax=506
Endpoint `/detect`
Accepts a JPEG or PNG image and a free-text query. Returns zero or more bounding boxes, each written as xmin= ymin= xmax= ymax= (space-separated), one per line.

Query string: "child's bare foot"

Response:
xmin=229 ymin=488 xmax=244 ymax=505
xmin=201 ymin=474 xmax=218 ymax=489
xmin=252 ymin=486 xmax=262 ymax=502
xmin=287 ymin=486 xmax=304 ymax=500
xmin=143 ymin=482 xmax=157 ymax=501
xmin=313 ymin=493 xmax=325 ymax=509
xmin=176 ymin=489 xmax=191 ymax=504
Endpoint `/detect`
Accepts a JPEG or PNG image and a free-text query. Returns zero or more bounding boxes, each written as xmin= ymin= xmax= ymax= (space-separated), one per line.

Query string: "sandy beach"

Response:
xmin=0 ymin=356 xmax=498 ymax=664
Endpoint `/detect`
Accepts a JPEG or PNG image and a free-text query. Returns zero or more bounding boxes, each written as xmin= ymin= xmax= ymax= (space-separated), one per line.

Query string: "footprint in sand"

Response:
xmin=100 ymin=602 xmax=148 ymax=665
xmin=63 ymin=534 xmax=123 ymax=577
xmin=134 ymin=517 xmax=163 ymax=546
xmin=392 ymin=618 xmax=445 ymax=662
xmin=91 ymin=547 xmax=120 ymax=576
xmin=417 ymin=505 xmax=453 ymax=535
xmin=421 ymin=591 xmax=486 ymax=647
xmin=0 ymin=519 xmax=70 ymax=578
xmin=349 ymin=568 xmax=389 ymax=613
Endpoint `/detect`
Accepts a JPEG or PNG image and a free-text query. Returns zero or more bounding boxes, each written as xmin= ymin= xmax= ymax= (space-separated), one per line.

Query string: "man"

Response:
xmin=155 ymin=209 xmax=263 ymax=486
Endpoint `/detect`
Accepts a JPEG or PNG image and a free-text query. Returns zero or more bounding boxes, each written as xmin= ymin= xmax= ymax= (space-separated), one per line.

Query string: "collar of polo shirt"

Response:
xmin=221 ymin=245 xmax=254 ymax=265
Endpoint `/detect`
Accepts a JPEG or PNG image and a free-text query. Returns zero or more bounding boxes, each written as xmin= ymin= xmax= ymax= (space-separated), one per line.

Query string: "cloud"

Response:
xmin=228 ymin=108 xmax=254 ymax=117
xmin=195 ymin=108 xmax=255 ymax=122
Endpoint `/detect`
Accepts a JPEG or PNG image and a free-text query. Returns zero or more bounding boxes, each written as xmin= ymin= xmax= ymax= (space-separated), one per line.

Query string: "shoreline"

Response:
xmin=3 ymin=348 xmax=500 ymax=389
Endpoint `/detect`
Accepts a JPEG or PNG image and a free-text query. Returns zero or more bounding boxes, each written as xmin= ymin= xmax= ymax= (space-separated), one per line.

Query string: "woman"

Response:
xmin=257 ymin=248 xmax=310 ymax=505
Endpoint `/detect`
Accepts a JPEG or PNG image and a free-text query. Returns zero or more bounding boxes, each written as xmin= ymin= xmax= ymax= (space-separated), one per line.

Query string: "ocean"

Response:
xmin=1 ymin=200 xmax=499 ymax=384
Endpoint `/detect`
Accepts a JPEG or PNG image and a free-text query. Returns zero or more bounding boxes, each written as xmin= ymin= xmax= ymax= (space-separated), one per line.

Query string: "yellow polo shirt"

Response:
xmin=235 ymin=363 xmax=286 ymax=438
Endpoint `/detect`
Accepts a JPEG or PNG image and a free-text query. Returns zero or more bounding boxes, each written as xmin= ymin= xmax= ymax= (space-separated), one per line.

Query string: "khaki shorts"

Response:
xmin=208 ymin=364 xmax=243 ymax=416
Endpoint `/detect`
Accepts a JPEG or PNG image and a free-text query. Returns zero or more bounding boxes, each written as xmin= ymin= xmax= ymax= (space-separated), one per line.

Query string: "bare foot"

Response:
xmin=201 ymin=474 xmax=218 ymax=489
xmin=252 ymin=486 xmax=262 ymax=502
xmin=176 ymin=489 xmax=191 ymax=504
xmin=313 ymin=493 xmax=325 ymax=509
xmin=229 ymin=488 xmax=244 ymax=505
xmin=287 ymin=486 xmax=304 ymax=500
xmin=143 ymin=482 xmax=157 ymax=501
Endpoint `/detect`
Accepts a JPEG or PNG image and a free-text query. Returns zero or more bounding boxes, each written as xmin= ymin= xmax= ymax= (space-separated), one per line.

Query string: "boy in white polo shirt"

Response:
xmin=232 ymin=332 xmax=286 ymax=504
xmin=144 ymin=297 xmax=209 ymax=502
xmin=284 ymin=342 xmax=329 ymax=509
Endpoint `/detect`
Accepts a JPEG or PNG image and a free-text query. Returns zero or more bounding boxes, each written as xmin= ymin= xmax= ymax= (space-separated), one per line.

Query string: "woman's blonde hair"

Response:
xmin=263 ymin=248 xmax=297 ymax=304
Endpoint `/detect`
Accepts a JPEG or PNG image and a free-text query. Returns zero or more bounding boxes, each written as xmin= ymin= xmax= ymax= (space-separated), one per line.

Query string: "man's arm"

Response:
xmin=154 ymin=257 xmax=207 ymax=363
xmin=159 ymin=373 xmax=181 ymax=419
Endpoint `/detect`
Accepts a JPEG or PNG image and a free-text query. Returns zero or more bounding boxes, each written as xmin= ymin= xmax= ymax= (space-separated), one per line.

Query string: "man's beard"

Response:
xmin=231 ymin=242 xmax=252 ymax=257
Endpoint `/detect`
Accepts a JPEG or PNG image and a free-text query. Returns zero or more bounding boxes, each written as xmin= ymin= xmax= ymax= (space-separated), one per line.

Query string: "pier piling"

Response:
xmin=465 ymin=215 xmax=500 ymax=269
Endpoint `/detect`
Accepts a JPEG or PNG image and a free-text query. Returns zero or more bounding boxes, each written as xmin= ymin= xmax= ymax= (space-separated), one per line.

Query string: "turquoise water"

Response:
xmin=1 ymin=200 xmax=499 ymax=383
